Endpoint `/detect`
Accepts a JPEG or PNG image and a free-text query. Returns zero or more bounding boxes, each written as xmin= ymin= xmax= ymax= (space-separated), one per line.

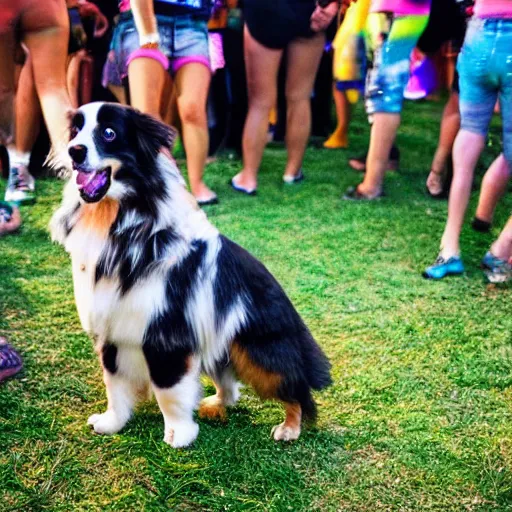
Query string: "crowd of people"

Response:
xmin=0 ymin=0 xmax=511 ymax=380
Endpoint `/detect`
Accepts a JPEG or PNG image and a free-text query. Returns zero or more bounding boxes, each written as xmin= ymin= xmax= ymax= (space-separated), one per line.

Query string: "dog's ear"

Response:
xmin=129 ymin=109 xmax=177 ymax=161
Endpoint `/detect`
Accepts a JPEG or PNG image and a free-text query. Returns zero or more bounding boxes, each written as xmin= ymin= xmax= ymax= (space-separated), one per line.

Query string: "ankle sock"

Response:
xmin=472 ymin=217 xmax=491 ymax=233
xmin=7 ymin=148 xmax=30 ymax=170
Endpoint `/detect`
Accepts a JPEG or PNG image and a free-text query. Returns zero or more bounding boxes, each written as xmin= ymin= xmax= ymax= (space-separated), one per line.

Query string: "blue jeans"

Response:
xmin=102 ymin=11 xmax=210 ymax=88
xmin=365 ymin=14 xmax=429 ymax=115
xmin=458 ymin=17 xmax=512 ymax=167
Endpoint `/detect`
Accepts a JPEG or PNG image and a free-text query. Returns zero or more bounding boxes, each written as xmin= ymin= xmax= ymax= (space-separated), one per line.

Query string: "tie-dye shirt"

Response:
xmin=474 ymin=0 xmax=512 ymax=18
xmin=371 ymin=0 xmax=431 ymax=15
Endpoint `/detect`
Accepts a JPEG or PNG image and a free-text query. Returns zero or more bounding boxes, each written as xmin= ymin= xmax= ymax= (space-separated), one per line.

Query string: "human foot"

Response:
xmin=230 ymin=173 xmax=257 ymax=195
xmin=283 ymin=169 xmax=305 ymax=184
xmin=426 ymin=169 xmax=445 ymax=198
xmin=323 ymin=130 xmax=348 ymax=149
xmin=423 ymin=254 xmax=464 ymax=280
xmin=0 ymin=201 xmax=21 ymax=236
xmin=342 ymin=185 xmax=383 ymax=201
xmin=192 ymin=182 xmax=218 ymax=205
xmin=5 ymin=164 xmax=35 ymax=204
xmin=481 ymin=252 xmax=512 ymax=283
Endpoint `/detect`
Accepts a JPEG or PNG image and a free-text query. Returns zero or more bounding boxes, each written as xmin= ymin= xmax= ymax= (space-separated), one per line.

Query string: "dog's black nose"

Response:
xmin=69 ymin=145 xmax=87 ymax=164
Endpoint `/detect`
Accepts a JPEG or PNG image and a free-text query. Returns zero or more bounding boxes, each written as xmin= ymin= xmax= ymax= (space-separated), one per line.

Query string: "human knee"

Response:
xmin=178 ymin=97 xmax=206 ymax=126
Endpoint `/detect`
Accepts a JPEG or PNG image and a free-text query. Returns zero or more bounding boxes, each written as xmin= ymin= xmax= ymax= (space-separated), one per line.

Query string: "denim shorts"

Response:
xmin=365 ymin=14 xmax=429 ymax=115
xmin=102 ymin=11 xmax=210 ymax=88
xmin=458 ymin=17 xmax=512 ymax=166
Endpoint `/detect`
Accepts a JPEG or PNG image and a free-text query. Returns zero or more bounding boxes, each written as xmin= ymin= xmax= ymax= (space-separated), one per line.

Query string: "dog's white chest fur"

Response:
xmin=66 ymin=227 xmax=164 ymax=345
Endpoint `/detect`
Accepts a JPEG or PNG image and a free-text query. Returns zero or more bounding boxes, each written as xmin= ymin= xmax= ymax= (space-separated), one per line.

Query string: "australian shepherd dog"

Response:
xmin=50 ymin=102 xmax=331 ymax=447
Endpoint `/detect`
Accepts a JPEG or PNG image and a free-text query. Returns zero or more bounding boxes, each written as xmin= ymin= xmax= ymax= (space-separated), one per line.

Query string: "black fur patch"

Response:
xmin=70 ymin=112 xmax=85 ymax=140
xmin=102 ymin=343 xmax=118 ymax=374
xmin=143 ymin=345 xmax=191 ymax=389
xmin=63 ymin=202 xmax=81 ymax=236
xmin=95 ymin=215 xmax=180 ymax=295
xmin=214 ymin=236 xmax=332 ymax=420
xmin=91 ymin=104 xmax=176 ymax=217
xmin=142 ymin=240 xmax=207 ymax=387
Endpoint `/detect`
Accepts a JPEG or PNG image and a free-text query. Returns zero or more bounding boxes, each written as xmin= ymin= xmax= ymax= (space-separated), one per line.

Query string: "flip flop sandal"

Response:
xmin=0 ymin=338 xmax=23 ymax=382
xmin=342 ymin=186 xmax=384 ymax=201
xmin=230 ymin=178 xmax=257 ymax=196
xmin=197 ymin=195 xmax=219 ymax=207
xmin=283 ymin=170 xmax=305 ymax=184
xmin=0 ymin=201 xmax=21 ymax=236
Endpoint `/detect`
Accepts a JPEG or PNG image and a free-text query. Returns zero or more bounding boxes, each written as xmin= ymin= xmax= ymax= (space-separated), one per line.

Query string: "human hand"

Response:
xmin=78 ymin=1 xmax=109 ymax=38
xmin=310 ymin=1 xmax=339 ymax=32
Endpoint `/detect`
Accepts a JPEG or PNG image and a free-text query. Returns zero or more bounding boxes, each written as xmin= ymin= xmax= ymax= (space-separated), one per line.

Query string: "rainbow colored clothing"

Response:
xmin=475 ymin=0 xmax=512 ymax=18
xmin=371 ymin=0 xmax=431 ymax=15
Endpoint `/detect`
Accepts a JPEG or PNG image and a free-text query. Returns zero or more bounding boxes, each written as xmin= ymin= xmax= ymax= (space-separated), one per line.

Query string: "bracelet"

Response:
xmin=139 ymin=32 xmax=160 ymax=46
xmin=127 ymin=47 xmax=169 ymax=71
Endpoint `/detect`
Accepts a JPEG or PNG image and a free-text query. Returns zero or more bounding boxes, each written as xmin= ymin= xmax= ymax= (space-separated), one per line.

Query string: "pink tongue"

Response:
xmin=76 ymin=170 xmax=107 ymax=195
xmin=76 ymin=171 xmax=94 ymax=187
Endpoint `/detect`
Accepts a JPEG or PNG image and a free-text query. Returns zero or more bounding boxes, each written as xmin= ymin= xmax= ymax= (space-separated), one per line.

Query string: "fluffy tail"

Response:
xmin=303 ymin=333 xmax=332 ymax=391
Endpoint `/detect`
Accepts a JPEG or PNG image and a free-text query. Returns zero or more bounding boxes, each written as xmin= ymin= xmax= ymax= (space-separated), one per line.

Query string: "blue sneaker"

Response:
xmin=423 ymin=255 xmax=465 ymax=280
xmin=481 ymin=252 xmax=512 ymax=283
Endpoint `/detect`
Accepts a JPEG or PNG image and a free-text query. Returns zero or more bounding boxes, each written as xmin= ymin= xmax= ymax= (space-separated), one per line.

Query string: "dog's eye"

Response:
xmin=102 ymin=127 xmax=116 ymax=142
xmin=70 ymin=126 xmax=79 ymax=140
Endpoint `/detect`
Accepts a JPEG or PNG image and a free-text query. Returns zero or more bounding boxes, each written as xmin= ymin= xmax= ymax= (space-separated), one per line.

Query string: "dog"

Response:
xmin=50 ymin=102 xmax=331 ymax=447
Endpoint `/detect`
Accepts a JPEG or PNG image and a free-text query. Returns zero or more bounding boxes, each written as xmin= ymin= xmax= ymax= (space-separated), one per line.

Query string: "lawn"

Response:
xmin=1 ymin=99 xmax=511 ymax=512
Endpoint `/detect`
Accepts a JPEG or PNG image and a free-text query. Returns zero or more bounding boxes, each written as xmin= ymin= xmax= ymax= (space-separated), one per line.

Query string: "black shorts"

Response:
xmin=243 ymin=0 xmax=316 ymax=49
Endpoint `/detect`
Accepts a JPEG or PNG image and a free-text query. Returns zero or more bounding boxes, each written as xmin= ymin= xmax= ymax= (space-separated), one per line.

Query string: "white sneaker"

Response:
xmin=4 ymin=165 xmax=36 ymax=204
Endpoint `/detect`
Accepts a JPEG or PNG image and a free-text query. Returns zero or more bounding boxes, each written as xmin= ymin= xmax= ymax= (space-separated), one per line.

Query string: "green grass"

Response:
xmin=1 ymin=99 xmax=511 ymax=512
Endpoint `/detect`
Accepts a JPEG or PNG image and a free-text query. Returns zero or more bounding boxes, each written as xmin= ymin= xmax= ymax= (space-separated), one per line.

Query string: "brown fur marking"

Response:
xmin=198 ymin=400 xmax=227 ymax=421
xmin=230 ymin=342 xmax=282 ymax=399
xmin=79 ymin=197 xmax=119 ymax=238
xmin=282 ymin=402 xmax=302 ymax=430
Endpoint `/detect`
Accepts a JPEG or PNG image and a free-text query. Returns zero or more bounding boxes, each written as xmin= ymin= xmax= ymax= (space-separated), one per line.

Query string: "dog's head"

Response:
xmin=68 ymin=102 xmax=176 ymax=204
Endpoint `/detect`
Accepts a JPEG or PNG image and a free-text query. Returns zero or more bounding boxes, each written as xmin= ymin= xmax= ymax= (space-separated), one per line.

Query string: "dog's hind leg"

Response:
xmin=271 ymin=402 xmax=302 ymax=441
xmin=199 ymin=366 xmax=241 ymax=421
xmin=88 ymin=344 xmax=150 ymax=435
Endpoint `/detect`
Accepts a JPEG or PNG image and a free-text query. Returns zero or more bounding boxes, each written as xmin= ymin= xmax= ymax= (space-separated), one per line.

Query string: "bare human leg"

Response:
xmin=426 ymin=91 xmax=460 ymax=196
xmin=490 ymin=216 xmax=512 ymax=262
xmin=15 ymin=54 xmax=41 ymax=155
xmin=128 ymin=57 xmax=166 ymax=119
xmin=21 ymin=0 xmax=72 ymax=164
xmin=324 ymin=86 xmax=350 ymax=149
xmin=474 ymin=154 xmax=510 ymax=227
xmin=175 ymin=62 xmax=215 ymax=202
xmin=284 ymin=32 xmax=325 ymax=180
xmin=233 ymin=25 xmax=282 ymax=192
xmin=358 ymin=112 xmax=401 ymax=197
xmin=439 ymin=130 xmax=485 ymax=258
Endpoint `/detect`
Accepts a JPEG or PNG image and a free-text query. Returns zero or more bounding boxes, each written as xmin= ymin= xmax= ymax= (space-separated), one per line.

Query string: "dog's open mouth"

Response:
xmin=76 ymin=167 xmax=112 ymax=203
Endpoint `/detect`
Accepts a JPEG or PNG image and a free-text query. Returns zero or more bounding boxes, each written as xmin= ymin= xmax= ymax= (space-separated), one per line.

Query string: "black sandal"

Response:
xmin=342 ymin=186 xmax=384 ymax=201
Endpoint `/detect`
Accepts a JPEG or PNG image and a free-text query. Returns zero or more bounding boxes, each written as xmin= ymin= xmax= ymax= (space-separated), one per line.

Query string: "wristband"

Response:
xmin=127 ymin=47 xmax=169 ymax=71
xmin=139 ymin=32 xmax=160 ymax=46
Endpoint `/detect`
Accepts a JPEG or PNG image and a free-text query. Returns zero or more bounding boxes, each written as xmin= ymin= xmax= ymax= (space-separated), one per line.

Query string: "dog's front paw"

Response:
xmin=87 ymin=411 xmax=126 ymax=435
xmin=163 ymin=421 xmax=199 ymax=448
xmin=271 ymin=423 xmax=301 ymax=442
